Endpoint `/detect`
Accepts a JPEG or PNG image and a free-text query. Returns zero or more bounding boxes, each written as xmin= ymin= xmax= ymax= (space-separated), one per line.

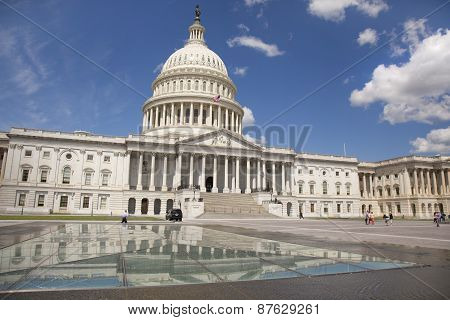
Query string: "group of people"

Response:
xmin=364 ymin=211 xmax=393 ymax=226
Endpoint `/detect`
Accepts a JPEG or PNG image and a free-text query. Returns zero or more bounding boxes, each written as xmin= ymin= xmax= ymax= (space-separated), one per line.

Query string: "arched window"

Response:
xmin=202 ymin=81 xmax=206 ymax=91
xmin=180 ymin=80 xmax=184 ymax=91
xmin=128 ymin=198 xmax=136 ymax=214
xmin=187 ymin=80 xmax=191 ymax=90
xmin=210 ymin=82 xmax=214 ymax=93
xmin=195 ymin=80 xmax=199 ymax=90
xmin=322 ymin=181 xmax=328 ymax=195
xmin=62 ymin=167 xmax=71 ymax=184
xmin=173 ymin=81 xmax=176 ymax=92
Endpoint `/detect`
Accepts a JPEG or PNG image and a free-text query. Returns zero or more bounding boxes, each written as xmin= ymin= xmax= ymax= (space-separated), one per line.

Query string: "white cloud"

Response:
xmin=152 ymin=62 xmax=163 ymax=74
xmin=307 ymin=0 xmax=388 ymax=22
xmin=410 ymin=126 xmax=450 ymax=154
xmin=237 ymin=23 xmax=250 ymax=33
xmin=350 ymin=28 xmax=450 ymax=124
xmin=227 ymin=35 xmax=284 ymax=57
xmin=233 ymin=66 xmax=248 ymax=76
xmin=357 ymin=28 xmax=378 ymax=46
xmin=244 ymin=0 xmax=269 ymax=7
xmin=401 ymin=18 xmax=430 ymax=54
xmin=242 ymin=106 xmax=255 ymax=127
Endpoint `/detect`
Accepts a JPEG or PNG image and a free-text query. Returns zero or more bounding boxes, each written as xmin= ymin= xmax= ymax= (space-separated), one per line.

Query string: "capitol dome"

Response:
xmin=141 ymin=7 xmax=244 ymax=139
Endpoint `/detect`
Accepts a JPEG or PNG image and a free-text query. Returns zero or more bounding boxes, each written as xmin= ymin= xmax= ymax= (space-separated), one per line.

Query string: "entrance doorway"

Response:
xmin=287 ymin=202 xmax=292 ymax=216
xmin=141 ymin=198 xmax=148 ymax=215
xmin=154 ymin=199 xmax=161 ymax=215
xmin=206 ymin=176 xmax=213 ymax=192
xmin=128 ymin=198 xmax=136 ymax=214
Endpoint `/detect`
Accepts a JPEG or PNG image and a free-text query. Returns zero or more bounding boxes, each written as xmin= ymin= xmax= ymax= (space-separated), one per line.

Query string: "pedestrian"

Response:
xmin=389 ymin=212 xmax=393 ymax=225
xmin=121 ymin=209 xmax=128 ymax=224
xmin=434 ymin=212 xmax=441 ymax=227
xmin=365 ymin=210 xmax=369 ymax=225
xmin=369 ymin=212 xmax=375 ymax=225
xmin=383 ymin=213 xmax=389 ymax=226
xmin=299 ymin=211 xmax=304 ymax=220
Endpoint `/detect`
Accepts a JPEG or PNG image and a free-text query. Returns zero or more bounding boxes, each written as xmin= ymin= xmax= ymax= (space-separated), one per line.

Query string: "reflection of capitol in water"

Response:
xmin=0 ymin=224 xmax=414 ymax=291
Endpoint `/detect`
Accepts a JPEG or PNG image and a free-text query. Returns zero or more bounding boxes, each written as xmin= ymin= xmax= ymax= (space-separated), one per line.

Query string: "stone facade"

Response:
xmin=0 ymin=12 xmax=448 ymax=218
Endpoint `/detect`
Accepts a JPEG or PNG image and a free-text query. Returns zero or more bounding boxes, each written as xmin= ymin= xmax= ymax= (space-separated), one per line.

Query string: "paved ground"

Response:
xmin=0 ymin=217 xmax=449 ymax=299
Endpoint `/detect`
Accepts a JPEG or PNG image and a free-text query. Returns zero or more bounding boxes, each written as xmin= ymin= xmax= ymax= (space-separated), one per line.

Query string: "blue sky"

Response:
xmin=0 ymin=0 xmax=449 ymax=161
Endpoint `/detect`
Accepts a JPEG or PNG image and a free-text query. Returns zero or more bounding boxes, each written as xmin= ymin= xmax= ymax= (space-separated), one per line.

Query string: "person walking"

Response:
xmin=434 ymin=212 xmax=441 ymax=227
xmin=389 ymin=212 xmax=393 ymax=225
xmin=383 ymin=213 xmax=389 ymax=226
xmin=365 ymin=210 xmax=369 ymax=225
xmin=121 ymin=209 xmax=129 ymax=224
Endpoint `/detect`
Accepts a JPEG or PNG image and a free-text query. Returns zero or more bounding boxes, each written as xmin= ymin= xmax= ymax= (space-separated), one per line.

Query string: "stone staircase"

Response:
xmin=200 ymin=192 xmax=270 ymax=216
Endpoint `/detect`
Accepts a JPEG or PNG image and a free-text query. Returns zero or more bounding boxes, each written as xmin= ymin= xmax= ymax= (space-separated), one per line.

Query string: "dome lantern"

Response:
xmin=187 ymin=5 xmax=205 ymax=45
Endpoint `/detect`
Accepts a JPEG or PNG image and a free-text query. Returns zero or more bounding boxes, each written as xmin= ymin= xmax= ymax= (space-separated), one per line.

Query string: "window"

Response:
xmin=22 ymin=168 xmax=30 ymax=182
xmin=298 ymin=184 xmax=303 ymax=194
xmin=310 ymin=203 xmax=315 ymax=213
xmin=87 ymin=154 xmax=94 ymax=161
xmin=298 ymin=169 xmax=302 ymax=174
xmin=104 ymin=156 xmax=111 ymax=163
xmin=40 ymin=170 xmax=48 ymax=183
xmin=336 ymin=171 xmax=340 ymax=176
xmin=309 ymin=169 xmax=313 ymax=175
xmin=101 ymin=173 xmax=110 ymax=186
xmin=18 ymin=194 xmax=26 ymax=206
xmin=59 ymin=196 xmax=68 ymax=208
xmin=336 ymin=185 xmax=341 ymax=195
xmin=396 ymin=204 xmax=401 ymax=213
xmin=34 ymin=244 xmax=42 ymax=257
xmin=210 ymin=82 xmax=214 ymax=93
xmin=386 ymin=175 xmax=389 ymax=179
xmin=322 ymin=171 xmax=326 ymax=176
xmin=337 ymin=203 xmax=341 ymax=213
xmin=395 ymin=187 xmax=400 ymax=196
xmin=345 ymin=172 xmax=349 ymax=177
xmin=378 ymin=189 xmax=382 ymax=197
xmin=85 ymin=172 xmax=92 ymax=185
xmin=82 ymin=196 xmax=90 ymax=209
xmin=65 ymin=153 xmax=72 ymax=160
xmin=387 ymin=188 xmax=391 ymax=197
xmin=346 ymin=185 xmax=351 ymax=196
xmin=195 ymin=80 xmax=199 ymax=90
xmin=187 ymin=80 xmax=191 ymax=90
xmin=394 ymin=174 xmax=398 ymax=178
xmin=37 ymin=194 xmax=45 ymax=207
xmin=180 ymin=80 xmax=184 ymax=90
xmin=43 ymin=151 xmax=50 ymax=158
xmin=202 ymin=81 xmax=206 ymax=91
xmin=322 ymin=181 xmax=328 ymax=195
xmin=62 ymin=167 xmax=71 ymax=184
xmin=25 ymin=150 xmax=32 ymax=157
xmin=99 ymin=197 xmax=107 ymax=210
xmin=347 ymin=203 xmax=351 ymax=213
xmin=309 ymin=184 xmax=315 ymax=194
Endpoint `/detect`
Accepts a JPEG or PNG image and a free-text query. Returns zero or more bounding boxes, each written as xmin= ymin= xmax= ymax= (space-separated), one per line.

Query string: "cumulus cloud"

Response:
xmin=307 ymin=0 xmax=388 ymax=22
xmin=237 ymin=23 xmax=250 ymax=33
xmin=350 ymin=28 xmax=450 ymax=124
xmin=244 ymin=0 xmax=269 ymax=7
xmin=389 ymin=18 xmax=430 ymax=57
xmin=410 ymin=127 xmax=450 ymax=154
xmin=233 ymin=66 xmax=248 ymax=76
xmin=242 ymin=106 xmax=255 ymax=127
xmin=227 ymin=35 xmax=284 ymax=57
xmin=357 ymin=28 xmax=378 ymax=46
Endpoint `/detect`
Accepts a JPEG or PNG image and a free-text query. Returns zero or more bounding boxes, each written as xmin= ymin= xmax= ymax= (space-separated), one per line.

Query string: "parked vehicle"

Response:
xmin=166 ymin=209 xmax=183 ymax=222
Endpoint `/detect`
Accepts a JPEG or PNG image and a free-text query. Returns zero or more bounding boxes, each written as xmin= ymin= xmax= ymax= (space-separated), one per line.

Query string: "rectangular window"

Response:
xmin=298 ymin=169 xmax=302 ymax=174
xmin=336 ymin=171 xmax=339 ymax=176
xmin=298 ymin=184 xmax=303 ymax=194
xmin=22 ymin=169 xmax=30 ymax=182
xmin=60 ymin=196 xmax=68 ymax=208
xmin=25 ymin=150 xmax=32 ymax=157
xmin=102 ymin=174 xmax=109 ymax=186
xmin=18 ymin=194 xmax=26 ymax=206
xmin=99 ymin=197 xmax=107 ymax=210
xmin=345 ymin=172 xmax=349 ymax=177
xmin=82 ymin=196 xmax=90 ymax=209
xmin=309 ymin=169 xmax=314 ymax=175
xmin=347 ymin=203 xmax=351 ymax=213
xmin=37 ymin=194 xmax=45 ymax=207
xmin=34 ymin=244 xmax=42 ymax=257
xmin=346 ymin=185 xmax=351 ymax=196
xmin=40 ymin=170 xmax=48 ymax=183
xmin=309 ymin=184 xmax=314 ymax=195
xmin=337 ymin=203 xmax=341 ymax=213
xmin=310 ymin=203 xmax=315 ymax=213
xmin=397 ymin=204 xmax=401 ymax=213
xmin=85 ymin=172 xmax=92 ymax=185
xmin=104 ymin=156 xmax=111 ymax=163
xmin=43 ymin=151 xmax=50 ymax=158
xmin=336 ymin=185 xmax=341 ymax=195
xmin=87 ymin=154 xmax=94 ymax=161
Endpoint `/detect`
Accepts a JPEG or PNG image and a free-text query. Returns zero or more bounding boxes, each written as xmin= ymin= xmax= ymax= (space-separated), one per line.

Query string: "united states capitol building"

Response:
xmin=0 ymin=10 xmax=448 ymax=219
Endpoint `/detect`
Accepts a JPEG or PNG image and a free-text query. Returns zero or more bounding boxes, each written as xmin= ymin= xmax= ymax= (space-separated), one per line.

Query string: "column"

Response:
xmin=189 ymin=102 xmax=194 ymax=125
xmin=180 ymin=103 xmax=184 ymax=125
xmin=155 ymin=106 xmax=160 ymax=127
xmin=200 ymin=155 xmax=206 ymax=192
xmin=235 ymin=157 xmax=241 ymax=193
xmin=404 ymin=168 xmax=411 ymax=195
xmin=440 ymin=169 xmax=445 ymax=195
xmin=272 ymin=162 xmax=277 ymax=195
xmin=124 ymin=151 xmax=130 ymax=189
xmin=199 ymin=103 xmax=203 ymax=125
xmin=223 ymin=156 xmax=229 ymax=193
xmin=149 ymin=108 xmax=153 ymax=128
xmin=142 ymin=111 xmax=148 ymax=130
xmin=256 ymin=159 xmax=261 ymax=191
xmin=426 ymin=169 xmax=431 ymax=195
xmin=149 ymin=153 xmax=156 ymax=191
xmin=225 ymin=108 xmax=229 ymax=130
xmin=290 ymin=163 xmax=295 ymax=195
xmin=368 ymin=174 xmax=373 ymax=198
xmin=420 ymin=169 xmax=425 ymax=195
xmin=137 ymin=152 xmax=143 ymax=190
xmin=262 ymin=160 xmax=266 ymax=191
xmin=0 ymin=149 xmax=7 ymax=182
xmin=245 ymin=158 xmax=251 ymax=193
xmin=218 ymin=105 xmax=222 ymax=128
xmin=281 ymin=162 xmax=286 ymax=195
xmin=212 ymin=155 xmax=218 ymax=193
xmin=432 ymin=170 xmax=438 ymax=195
xmin=171 ymin=103 xmax=175 ymax=125
xmin=413 ymin=169 xmax=419 ymax=196
xmin=239 ymin=116 xmax=242 ymax=134
xmin=231 ymin=111 xmax=235 ymax=132
xmin=162 ymin=154 xmax=168 ymax=191
xmin=447 ymin=169 xmax=450 ymax=195
xmin=374 ymin=174 xmax=379 ymax=197
xmin=189 ymin=153 xmax=194 ymax=187
xmin=362 ymin=174 xmax=367 ymax=198
xmin=209 ymin=104 xmax=213 ymax=126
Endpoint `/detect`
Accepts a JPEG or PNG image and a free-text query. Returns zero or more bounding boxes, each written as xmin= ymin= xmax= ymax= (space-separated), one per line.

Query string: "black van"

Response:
xmin=166 ymin=209 xmax=183 ymax=222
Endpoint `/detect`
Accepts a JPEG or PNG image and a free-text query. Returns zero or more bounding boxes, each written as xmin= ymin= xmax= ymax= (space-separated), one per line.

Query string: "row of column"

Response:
xmin=134 ymin=151 xmax=295 ymax=195
xmin=360 ymin=168 xmax=449 ymax=198
xmin=0 ymin=148 xmax=7 ymax=183
xmin=142 ymin=102 xmax=242 ymax=134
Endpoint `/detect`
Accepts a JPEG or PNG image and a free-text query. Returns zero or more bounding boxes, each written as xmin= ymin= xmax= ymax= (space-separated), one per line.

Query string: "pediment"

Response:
xmin=179 ymin=130 xmax=262 ymax=151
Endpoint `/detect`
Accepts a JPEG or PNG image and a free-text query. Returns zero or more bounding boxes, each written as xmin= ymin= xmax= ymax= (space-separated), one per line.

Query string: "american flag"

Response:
xmin=213 ymin=95 xmax=221 ymax=102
